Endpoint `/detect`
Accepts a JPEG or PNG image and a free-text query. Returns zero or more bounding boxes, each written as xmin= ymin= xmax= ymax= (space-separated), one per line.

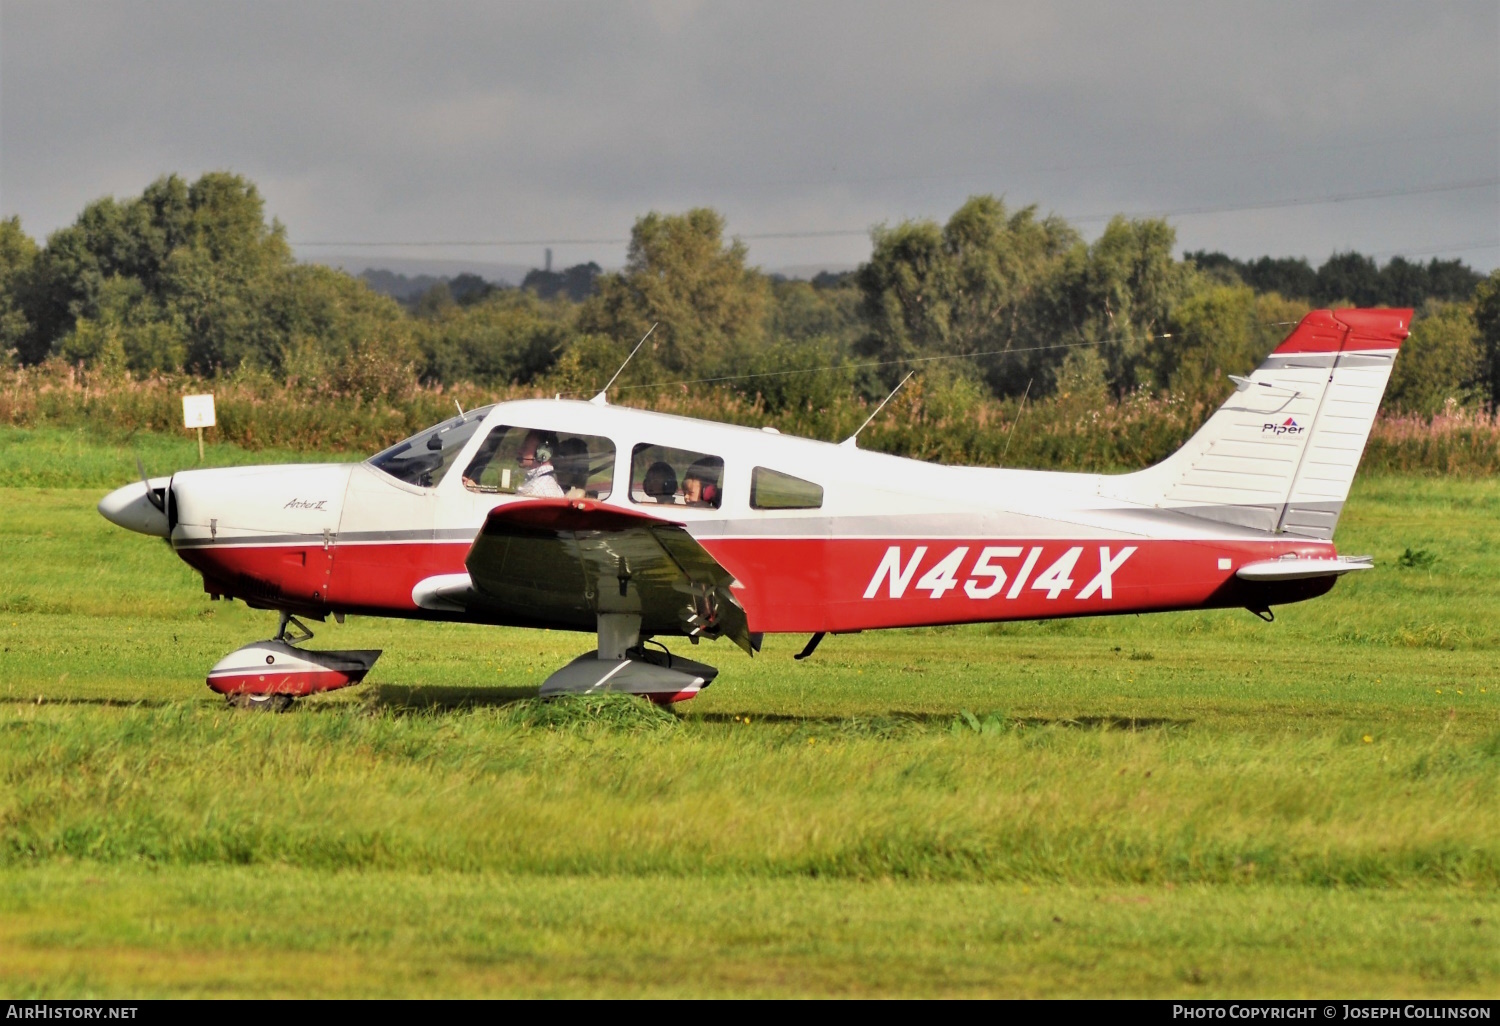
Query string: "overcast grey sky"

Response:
xmin=2 ymin=0 xmax=1497 ymax=278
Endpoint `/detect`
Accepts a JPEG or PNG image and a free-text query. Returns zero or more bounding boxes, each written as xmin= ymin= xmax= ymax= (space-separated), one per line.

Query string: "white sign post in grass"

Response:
xmin=182 ymin=394 xmax=216 ymax=462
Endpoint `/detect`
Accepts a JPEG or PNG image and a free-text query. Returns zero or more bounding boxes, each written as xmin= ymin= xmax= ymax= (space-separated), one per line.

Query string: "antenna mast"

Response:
xmin=1000 ymin=378 xmax=1033 ymax=461
xmin=591 ymin=323 xmax=658 ymax=405
xmin=840 ymin=371 xmax=915 ymax=448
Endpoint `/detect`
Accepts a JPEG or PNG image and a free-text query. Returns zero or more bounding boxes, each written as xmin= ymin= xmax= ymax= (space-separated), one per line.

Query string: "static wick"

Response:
xmin=591 ymin=323 xmax=658 ymax=405
xmin=841 ymin=371 xmax=915 ymax=448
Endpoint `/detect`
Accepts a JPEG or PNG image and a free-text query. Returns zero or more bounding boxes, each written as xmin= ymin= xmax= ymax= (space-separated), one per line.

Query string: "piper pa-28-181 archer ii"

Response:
xmin=99 ymin=307 xmax=1409 ymax=709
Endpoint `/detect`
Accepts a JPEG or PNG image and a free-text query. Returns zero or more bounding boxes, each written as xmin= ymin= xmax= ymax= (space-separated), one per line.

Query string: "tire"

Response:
xmin=228 ymin=693 xmax=295 ymax=712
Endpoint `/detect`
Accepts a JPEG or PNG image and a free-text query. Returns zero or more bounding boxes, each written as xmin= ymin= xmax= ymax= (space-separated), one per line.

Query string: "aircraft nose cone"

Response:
xmin=99 ymin=480 xmax=171 ymax=537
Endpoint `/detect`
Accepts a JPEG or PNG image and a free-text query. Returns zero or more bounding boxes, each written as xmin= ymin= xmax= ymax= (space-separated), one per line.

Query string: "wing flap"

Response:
xmin=464 ymin=498 xmax=753 ymax=653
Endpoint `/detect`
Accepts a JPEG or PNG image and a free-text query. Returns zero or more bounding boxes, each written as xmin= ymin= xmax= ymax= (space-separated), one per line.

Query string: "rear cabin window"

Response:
xmin=750 ymin=467 xmax=823 ymax=510
xmin=630 ymin=444 xmax=723 ymax=508
xmin=462 ymin=426 xmax=615 ymax=499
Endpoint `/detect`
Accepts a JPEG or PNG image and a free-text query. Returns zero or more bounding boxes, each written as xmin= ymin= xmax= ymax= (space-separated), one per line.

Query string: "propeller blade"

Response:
xmin=135 ymin=455 xmax=166 ymax=513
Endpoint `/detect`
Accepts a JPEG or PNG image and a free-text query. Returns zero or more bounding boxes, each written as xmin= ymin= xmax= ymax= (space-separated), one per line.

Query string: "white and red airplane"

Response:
xmin=100 ymin=307 xmax=1408 ymax=709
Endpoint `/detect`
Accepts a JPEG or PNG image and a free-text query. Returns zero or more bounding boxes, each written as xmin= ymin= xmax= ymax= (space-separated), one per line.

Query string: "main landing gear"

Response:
xmin=540 ymin=612 xmax=721 ymax=705
xmin=207 ymin=612 xmax=382 ymax=712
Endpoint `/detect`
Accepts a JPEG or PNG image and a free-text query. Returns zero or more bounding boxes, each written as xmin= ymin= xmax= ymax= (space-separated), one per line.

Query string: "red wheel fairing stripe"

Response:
xmin=207 ymin=668 xmax=365 ymax=696
xmin=644 ymin=690 xmax=700 ymax=705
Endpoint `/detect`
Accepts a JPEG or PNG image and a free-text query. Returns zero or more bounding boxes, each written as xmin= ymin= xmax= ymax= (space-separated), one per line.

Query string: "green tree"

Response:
xmin=768 ymin=277 xmax=862 ymax=346
xmin=91 ymin=274 xmax=187 ymax=373
xmin=1471 ymin=270 xmax=1500 ymax=410
xmin=855 ymin=196 xmax=1078 ymax=396
xmin=1384 ymin=301 xmax=1482 ymax=415
xmin=1154 ymin=284 xmax=1260 ymax=398
xmin=21 ymin=172 xmax=423 ymax=390
xmin=579 ymin=209 xmax=769 ymax=377
xmin=1151 ymin=286 xmax=1312 ymax=405
xmin=415 ymin=289 xmax=569 ymax=387
xmin=1314 ymin=251 xmax=1381 ymax=306
xmin=1036 ymin=216 xmax=1193 ymax=396
xmin=1424 ymin=258 xmax=1483 ymax=303
xmin=23 ymin=175 xmax=195 ymax=361
xmin=1246 ymin=256 xmax=1318 ymax=300
xmin=159 ymin=173 xmax=295 ymax=372
xmin=21 ymin=173 xmax=298 ymax=372
xmin=736 ymin=335 xmax=856 ymax=415
xmin=0 ymin=217 xmax=39 ymax=363
xmin=538 ymin=334 xmax=631 ymax=397
xmin=267 ymin=263 xmax=417 ymax=399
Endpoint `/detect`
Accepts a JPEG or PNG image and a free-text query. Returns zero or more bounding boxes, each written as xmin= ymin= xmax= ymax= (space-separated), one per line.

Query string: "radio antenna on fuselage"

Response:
xmin=591 ymin=323 xmax=658 ymax=405
xmin=1000 ymin=378 xmax=1033 ymax=461
xmin=840 ymin=370 xmax=915 ymax=448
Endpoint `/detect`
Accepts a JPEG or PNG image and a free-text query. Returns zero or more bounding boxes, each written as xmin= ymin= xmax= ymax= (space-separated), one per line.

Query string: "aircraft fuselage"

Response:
xmin=129 ymin=398 xmax=1339 ymax=636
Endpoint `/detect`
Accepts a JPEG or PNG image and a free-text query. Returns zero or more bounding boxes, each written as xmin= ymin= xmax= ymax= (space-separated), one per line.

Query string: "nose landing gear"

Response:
xmin=273 ymin=611 xmax=315 ymax=645
xmin=208 ymin=612 xmax=382 ymax=712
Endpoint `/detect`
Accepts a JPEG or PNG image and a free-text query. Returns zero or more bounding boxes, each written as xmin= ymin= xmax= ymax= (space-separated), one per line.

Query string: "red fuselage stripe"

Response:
xmin=178 ymin=534 xmax=1335 ymax=634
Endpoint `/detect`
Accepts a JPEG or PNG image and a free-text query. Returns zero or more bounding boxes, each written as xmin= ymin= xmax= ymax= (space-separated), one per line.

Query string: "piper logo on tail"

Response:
xmin=1262 ymin=417 xmax=1304 ymax=436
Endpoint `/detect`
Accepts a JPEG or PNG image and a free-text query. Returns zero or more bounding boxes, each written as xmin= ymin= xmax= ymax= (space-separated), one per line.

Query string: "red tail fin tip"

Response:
xmin=1272 ymin=308 xmax=1412 ymax=355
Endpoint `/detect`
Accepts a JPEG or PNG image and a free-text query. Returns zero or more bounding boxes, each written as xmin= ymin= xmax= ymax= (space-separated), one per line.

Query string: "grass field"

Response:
xmin=1 ymin=427 xmax=1498 ymax=997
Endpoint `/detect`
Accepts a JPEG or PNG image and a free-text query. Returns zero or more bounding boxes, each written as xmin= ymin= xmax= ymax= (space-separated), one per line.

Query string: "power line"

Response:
xmin=1073 ymin=177 xmax=1500 ymax=223
xmin=1367 ymin=238 xmax=1500 ymax=260
xmin=299 ymin=236 xmax=631 ymax=248
xmin=559 ymin=323 xmax=1303 ymax=398
xmin=726 ymin=130 xmax=1492 ymax=192
xmin=293 ymin=177 xmax=1500 ymax=249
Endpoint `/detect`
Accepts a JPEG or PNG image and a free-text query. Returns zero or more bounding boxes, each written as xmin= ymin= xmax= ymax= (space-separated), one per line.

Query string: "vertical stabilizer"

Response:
xmin=1109 ymin=308 xmax=1411 ymax=538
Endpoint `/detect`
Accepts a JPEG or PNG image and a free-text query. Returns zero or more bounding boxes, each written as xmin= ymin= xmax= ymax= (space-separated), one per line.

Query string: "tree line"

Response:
xmin=2 ymin=172 xmax=1497 ymax=419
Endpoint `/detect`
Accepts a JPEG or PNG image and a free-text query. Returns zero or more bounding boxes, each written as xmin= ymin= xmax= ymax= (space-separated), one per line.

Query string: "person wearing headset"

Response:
xmin=682 ymin=458 xmax=722 ymax=508
xmin=515 ymin=430 xmax=564 ymax=497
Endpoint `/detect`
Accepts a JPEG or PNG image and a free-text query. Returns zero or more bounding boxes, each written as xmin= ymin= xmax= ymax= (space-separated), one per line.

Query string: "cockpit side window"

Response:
xmin=367 ymin=406 xmax=496 ymax=488
xmin=750 ymin=467 xmax=823 ymax=510
xmin=631 ymin=444 xmax=723 ymax=508
xmin=462 ymin=426 xmax=615 ymax=499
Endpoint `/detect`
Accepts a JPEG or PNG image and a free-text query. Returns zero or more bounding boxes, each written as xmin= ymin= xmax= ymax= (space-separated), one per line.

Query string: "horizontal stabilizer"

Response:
xmin=1235 ymin=555 xmax=1373 ymax=581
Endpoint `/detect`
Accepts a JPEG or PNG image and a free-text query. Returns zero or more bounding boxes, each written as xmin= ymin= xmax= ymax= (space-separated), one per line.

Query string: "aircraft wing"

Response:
xmin=459 ymin=498 xmax=755 ymax=654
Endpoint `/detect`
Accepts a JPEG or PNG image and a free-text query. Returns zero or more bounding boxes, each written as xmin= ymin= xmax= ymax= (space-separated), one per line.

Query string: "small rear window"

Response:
xmin=631 ymin=444 xmax=724 ymax=508
xmin=750 ymin=467 xmax=823 ymax=510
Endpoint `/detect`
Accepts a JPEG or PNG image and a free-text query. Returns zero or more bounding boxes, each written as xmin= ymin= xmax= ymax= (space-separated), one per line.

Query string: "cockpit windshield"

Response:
xmin=367 ymin=405 xmax=495 ymax=487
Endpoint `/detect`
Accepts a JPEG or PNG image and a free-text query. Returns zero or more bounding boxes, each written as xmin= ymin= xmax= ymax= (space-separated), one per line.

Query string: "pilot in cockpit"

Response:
xmin=516 ymin=430 xmax=564 ymax=497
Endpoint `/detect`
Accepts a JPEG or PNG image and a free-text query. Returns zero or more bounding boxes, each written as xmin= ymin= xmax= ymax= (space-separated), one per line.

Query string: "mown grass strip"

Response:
xmin=1 ymin=866 xmax=1495 ymax=998
xmin=2 ymin=698 xmax=1497 ymax=885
